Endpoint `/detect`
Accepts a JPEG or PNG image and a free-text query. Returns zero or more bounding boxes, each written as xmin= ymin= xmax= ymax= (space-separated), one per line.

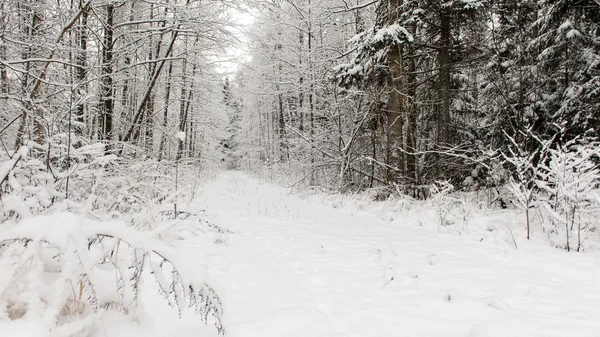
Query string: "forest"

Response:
xmin=0 ymin=0 xmax=599 ymax=336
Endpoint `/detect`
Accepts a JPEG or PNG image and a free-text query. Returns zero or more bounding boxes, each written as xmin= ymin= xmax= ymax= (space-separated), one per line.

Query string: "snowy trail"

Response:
xmin=174 ymin=171 xmax=599 ymax=337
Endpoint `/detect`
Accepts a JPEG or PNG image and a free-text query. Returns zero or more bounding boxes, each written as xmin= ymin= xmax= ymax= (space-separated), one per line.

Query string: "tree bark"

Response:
xmin=158 ymin=58 xmax=174 ymax=161
xmin=386 ymin=0 xmax=404 ymax=183
xmin=438 ymin=9 xmax=451 ymax=147
xmin=74 ymin=3 xmax=88 ymax=131
xmin=406 ymin=23 xmax=418 ymax=186
xmin=98 ymin=3 xmax=114 ymax=152
xmin=177 ymin=59 xmax=196 ymax=160
xmin=0 ymin=1 xmax=8 ymax=94
xmin=278 ymin=92 xmax=287 ymax=162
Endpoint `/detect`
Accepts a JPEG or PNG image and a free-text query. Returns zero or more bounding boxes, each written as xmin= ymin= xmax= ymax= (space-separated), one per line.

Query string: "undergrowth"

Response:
xmin=0 ymin=143 xmax=226 ymax=336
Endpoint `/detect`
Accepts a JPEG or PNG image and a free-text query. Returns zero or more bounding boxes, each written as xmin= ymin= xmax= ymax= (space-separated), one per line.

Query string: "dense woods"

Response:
xmin=237 ymin=0 xmax=599 ymax=195
xmin=1 ymin=0 xmax=597 ymax=192
xmin=0 ymin=0 xmax=233 ymax=161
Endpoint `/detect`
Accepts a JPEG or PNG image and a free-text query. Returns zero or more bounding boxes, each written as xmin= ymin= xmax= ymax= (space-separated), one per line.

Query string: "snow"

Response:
xmin=2 ymin=171 xmax=600 ymax=336
xmin=184 ymin=172 xmax=600 ymax=336
xmin=0 ymin=146 xmax=28 ymax=184
xmin=346 ymin=64 xmax=363 ymax=75
xmin=0 ymin=213 xmax=211 ymax=286
xmin=372 ymin=23 xmax=414 ymax=44
xmin=559 ymin=19 xmax=573 ymax=32
xmin=458 ymin=0 xmax=485 ymax=9
xmin=566 ymin=29 xmax=582 ymax=39
xmin=175 ymin=131 xmax=186 ymax=142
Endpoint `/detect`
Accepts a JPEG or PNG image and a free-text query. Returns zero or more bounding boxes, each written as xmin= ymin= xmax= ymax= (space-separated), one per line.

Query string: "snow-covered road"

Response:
xmin=164 ymin=171 xmax=600 ymax=337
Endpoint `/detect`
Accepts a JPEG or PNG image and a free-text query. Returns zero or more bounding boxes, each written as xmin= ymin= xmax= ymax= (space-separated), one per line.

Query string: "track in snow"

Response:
xmin=170 ymin=172 xmax=599 ymax=337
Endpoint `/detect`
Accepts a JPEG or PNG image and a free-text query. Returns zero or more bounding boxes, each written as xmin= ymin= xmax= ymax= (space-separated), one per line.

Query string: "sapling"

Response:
xmin=502 ymin=128 xmax=553 ymax=239
xmin=174 ymin=132 xmax=185 ymax=218
xmin=536 ymin=139 xmax=600 ymax=251
xmin=430 ymin=180 xmax=454 ymax=231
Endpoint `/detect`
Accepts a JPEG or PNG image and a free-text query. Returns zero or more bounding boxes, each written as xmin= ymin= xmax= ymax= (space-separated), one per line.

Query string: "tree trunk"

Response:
xmin=438 ymin=10 xmax=451 ymax=147
xmin=406 ymin=23 xmax=418 ymax=187
xmin=277 ymin=92 xmax=287 ymax=162
xmin=74 ymin=4 xmax=88 ymax=130
xmin=0 ymin=43 xmax=7 ymax=95
xmin=177 ymin=60 xmax=196 ymax=160
xmin=158 ymin=59 xmax=174 ymax=161
xmin=298 ymin=28 xmax=304 ymax=132
xmin=386 ymin=0 xmax=404 ymax=183
xmin=0 ymin=2 xmax=7 ymax=95
xmin=98 ymin=3 xmax=114 ymax=152
xmin=14 ymin=0 xmax=30 ymax=149
xmin=31 ymin=5 xmax=45 ymax=149
xmin=15 ymin=1 xmax=42 ymax=149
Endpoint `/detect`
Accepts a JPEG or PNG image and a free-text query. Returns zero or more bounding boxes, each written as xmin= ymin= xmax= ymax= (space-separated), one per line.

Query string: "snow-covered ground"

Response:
xmin=183 ymin=172 xmax=600 ymax=337
xmin=3 ymin=171 xmax=600 ymax=336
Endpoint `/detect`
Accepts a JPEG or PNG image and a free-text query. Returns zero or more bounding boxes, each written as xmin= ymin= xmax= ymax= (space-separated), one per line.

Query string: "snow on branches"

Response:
xmin=0 ymin=213 xmax=225 ymax=335
xmin=535 ymin=139 xmax=600 ymax=251
xmin=502 ymin=128 xmax=553 ymax=240
xmin=335 ymin=18 xmax=413 ymax=87
xmin=503 ymin=127 xmax=600 ymax=250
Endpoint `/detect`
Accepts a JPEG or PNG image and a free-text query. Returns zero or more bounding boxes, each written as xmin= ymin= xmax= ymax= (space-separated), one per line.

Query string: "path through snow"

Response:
xmin=162 ymin=171 xmax=600 ymax=337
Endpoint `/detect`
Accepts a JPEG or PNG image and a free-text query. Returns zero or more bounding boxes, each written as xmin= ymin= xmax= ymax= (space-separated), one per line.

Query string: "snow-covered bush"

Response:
xmin=0 ymin=141 xmax=214 ymax=227
xmin=0 ymin=146 xmax=64 ymax=220
xmin=0 ymin=213 xmax=225 ymax=336
xmin=429 ymin=180 xmax=455 ymax=230
xmin=0 ymin=141 xmax=120 ymax=222
xmin=0 ymin=141 xmax=227 ymax=335
xmin=501 ymin=127 xmax=600 ymax=250
xmin=502 ymin=130 xmax=553 ymax=240
xmin=536 ymin=140 xmax=600 ymax=251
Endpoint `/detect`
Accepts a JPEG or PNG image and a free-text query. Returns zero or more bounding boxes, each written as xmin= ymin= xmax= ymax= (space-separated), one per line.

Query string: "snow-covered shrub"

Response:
xmin=536 ymin=140 xmax=600 ymax=251
xmin=0 ymin=139 xmax=124 ymax=222
xmin=0 ymin=138 xmax=226 ymax=336
xmin=0 ymin=141 xmax=215 ymax=229
xmin=429 ymin=180 xmax=455 ymax=230
xmin=155 ymin=210 xmax=234 ymax=244
xmin=86 ymin=159 xmax=178 ymax=220
xmin=502 ymin=130 xmax=553 ymax=240
xmin=0 ymin=146 xmax=65 ymax=221
xmin=0 ymin=213 xmax=225 ymax=335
